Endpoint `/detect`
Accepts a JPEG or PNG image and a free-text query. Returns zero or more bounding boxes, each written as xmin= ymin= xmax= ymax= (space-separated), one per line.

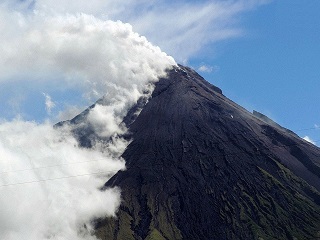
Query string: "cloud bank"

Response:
xmin=0 ymin=120 xmax=125 ymax=240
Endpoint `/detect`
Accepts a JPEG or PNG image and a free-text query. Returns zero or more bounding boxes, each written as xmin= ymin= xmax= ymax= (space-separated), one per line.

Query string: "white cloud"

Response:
xmin=303 ymin=136 xmax=316 ymax=145
xmin=117 ymin=0 xmax=270 ymax=62
xmin=43 ymin=93 xmax=56 ymax=114
xmin=0 ymin=120 xmax=126 ymax=240
xmin=0 ymin=13 xmax=175 ymax=99
xmin=198 ymin=64 xmax=220 ymax=73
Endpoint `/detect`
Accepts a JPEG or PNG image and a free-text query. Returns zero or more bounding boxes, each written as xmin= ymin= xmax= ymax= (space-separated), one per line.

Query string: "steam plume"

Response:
xmin=0 ymin=5 xmax=175 ymax=239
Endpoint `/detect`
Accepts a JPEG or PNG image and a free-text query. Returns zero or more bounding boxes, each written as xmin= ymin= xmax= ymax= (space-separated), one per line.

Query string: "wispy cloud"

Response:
xmin=198 ymin=64 xmax=220 ymax=73
xmin=120 ymin=0 xmax=270 ymax=62
xmin=43 ymin=93 xmax=56 ymax=114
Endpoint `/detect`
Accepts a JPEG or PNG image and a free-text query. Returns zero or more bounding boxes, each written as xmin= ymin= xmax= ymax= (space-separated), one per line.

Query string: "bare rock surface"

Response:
xmin=62 ymin=65 xmax=320 ymax=240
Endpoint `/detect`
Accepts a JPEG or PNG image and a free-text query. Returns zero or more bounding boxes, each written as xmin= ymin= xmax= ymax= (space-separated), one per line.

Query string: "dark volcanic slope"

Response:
xmin=94 ymin=65 xmax=320 ymax=240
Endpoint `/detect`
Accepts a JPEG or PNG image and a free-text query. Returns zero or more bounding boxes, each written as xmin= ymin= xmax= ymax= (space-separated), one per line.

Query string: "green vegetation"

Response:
xmin=145 ymin=229 xmax=166 ymax=240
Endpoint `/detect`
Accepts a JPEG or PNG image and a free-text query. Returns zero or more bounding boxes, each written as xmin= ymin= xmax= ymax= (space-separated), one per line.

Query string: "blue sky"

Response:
xmin=189 ymin=1 xmax=320 ymax=143
xmin=0 ymin=0 xmax=319 ymax=143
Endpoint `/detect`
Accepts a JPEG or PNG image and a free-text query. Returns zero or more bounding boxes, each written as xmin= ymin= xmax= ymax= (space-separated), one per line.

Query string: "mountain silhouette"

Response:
xmin=61 ymin=65 xmax=320 ymax=239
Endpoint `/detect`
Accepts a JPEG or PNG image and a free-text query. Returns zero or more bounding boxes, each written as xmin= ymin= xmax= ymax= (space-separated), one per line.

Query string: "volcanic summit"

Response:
xmin=64 ymin=65 xmax=320 ymax=240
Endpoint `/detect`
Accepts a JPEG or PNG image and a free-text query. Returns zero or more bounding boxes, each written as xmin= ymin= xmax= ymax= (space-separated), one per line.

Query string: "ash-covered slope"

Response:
xmin=92 ymin=65 xmax=320 ymax=240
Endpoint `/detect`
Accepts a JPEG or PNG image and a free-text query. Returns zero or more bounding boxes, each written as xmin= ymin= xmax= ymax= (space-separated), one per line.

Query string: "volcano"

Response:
xmin=63 ymin=65 xmax=320 ymax=239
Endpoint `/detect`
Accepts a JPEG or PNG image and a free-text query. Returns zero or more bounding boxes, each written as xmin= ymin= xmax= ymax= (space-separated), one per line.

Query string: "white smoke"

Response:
xmin=0 ymin=3 xmax=175 ymax=240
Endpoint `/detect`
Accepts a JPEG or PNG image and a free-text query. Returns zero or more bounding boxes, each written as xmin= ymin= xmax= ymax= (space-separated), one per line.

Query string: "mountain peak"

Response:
xmin=92 ymin=65 xmax=320 ymax=240
xmin=57 ymin=65 xmax=320 ymax=239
